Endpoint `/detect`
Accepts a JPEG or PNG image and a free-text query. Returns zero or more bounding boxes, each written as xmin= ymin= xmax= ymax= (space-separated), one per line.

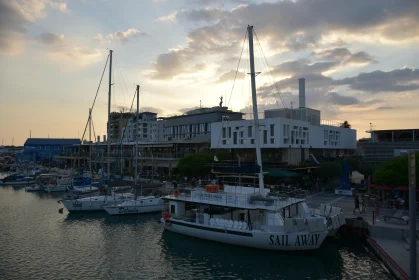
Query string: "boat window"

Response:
xmin=170 ymin=205 xmax=175 ymax=214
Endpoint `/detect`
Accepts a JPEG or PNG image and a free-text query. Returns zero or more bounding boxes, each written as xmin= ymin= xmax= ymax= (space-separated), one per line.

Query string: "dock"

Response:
xmin=309 ymin=192 xmax=419 ymax=280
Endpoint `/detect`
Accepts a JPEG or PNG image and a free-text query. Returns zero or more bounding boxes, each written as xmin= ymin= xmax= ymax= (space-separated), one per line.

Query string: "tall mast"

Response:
xmin=107 ymin=50 xmax=113 ymax=187
xmin=89 ymin=108 xmax=92 ymax=179
xmin=247 ymin=25 xmax=265 ymax=195
xmin=135 ymin=85 xmax=140 ymax=185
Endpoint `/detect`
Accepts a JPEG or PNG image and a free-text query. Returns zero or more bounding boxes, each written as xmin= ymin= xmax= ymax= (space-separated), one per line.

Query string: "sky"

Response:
xmin=0 ymin=0 xmax=418 ymax=146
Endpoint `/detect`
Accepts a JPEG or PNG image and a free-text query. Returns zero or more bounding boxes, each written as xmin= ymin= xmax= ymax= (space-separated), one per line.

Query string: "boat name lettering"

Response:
xmin=118 ymin=207 xmax=138 ymax=214
xmin=268 ymin=235 xmax=290 ymax=246
xmin=269 ymin=234 xmax=320 ymax=247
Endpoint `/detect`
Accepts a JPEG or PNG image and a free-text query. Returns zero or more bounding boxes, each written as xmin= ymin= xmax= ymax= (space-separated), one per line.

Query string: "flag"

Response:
xmin=214 ymin=156 xmax=219 ymax=162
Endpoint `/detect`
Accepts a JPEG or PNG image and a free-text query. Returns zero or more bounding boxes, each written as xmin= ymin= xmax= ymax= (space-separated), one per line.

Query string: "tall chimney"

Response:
xmin=299 ymin=78 xmax=306 ymax=108
xmin=103 ymin=135 xmax=107 ymax=143
xmin=97 ymin=135 xmax=100 ymax=143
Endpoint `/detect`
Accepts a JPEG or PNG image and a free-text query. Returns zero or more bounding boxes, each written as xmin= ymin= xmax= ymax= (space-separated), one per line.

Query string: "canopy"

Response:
xmin=373 ymin=185 xmax=392 ymax=190
xmin=266 ymin=169 xmax=300 ymax=178
xmin=395 ymin=186 xmax=419 ymax=192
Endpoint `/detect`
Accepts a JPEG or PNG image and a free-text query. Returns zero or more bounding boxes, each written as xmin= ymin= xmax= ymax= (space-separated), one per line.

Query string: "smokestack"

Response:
xmin=299 ymin=78 xmax=306 ymax=108
xmin=103 ymin=135 xmax=107 ymax=143
xmin=97 ymin=136 xmax=100 ymax=143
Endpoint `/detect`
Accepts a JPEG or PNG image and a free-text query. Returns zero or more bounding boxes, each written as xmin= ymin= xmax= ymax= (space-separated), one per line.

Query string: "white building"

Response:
xmin=210 ymin=78 xmax=357 ymax=165
xmin=124 ymin=112 xmax=162 ymax=142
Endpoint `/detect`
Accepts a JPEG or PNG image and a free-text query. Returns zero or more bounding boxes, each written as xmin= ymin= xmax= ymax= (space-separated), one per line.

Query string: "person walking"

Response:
xmin=360 ymin=195 xmax=366 ymax=213
xmin=353 ymin=195 xmax=361 ymax=213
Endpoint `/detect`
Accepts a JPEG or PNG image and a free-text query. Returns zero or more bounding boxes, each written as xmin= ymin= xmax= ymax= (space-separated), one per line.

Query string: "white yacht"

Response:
xmin=62 ymin=192 xmax=135 ymax=212
xmin=160 ymin=26 xmax=344 ymax=251
xmin=103 ymin=196 xmax=165 ymax=215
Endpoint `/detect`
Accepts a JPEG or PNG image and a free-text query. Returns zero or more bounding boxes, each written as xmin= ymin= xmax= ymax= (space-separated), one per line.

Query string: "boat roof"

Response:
xmin=163 ymin=187 xmax=305 ymax=211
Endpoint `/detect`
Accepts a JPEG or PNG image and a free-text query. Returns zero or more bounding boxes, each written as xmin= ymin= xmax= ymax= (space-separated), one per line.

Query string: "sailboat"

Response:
xmin=159 ymin=26 xmax=345 ymax=251
xmin=62 ymin=50 xmax=133 ymax=212
xmin=103 ymin=85 xmax=166 ymax=215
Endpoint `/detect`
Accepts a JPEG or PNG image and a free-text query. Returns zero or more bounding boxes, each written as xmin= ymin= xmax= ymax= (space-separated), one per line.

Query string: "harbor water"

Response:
xmin=0 ymin=181 xmax=394 ymax=279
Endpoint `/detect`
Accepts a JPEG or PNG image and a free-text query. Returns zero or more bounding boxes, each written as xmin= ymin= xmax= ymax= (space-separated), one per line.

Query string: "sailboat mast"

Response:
xmin=89 ymin=108 xmax=92 ymax=179
xmin=247 ymin=25 xmax=265 ymax=195
xmin=135 ymin=85 xmax=140 ymax=185
xmin=107 ymin=50 xmax=113 ymax=187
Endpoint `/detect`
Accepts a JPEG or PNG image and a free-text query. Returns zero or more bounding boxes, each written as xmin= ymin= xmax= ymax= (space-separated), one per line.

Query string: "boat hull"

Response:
xmin=104 ymin=203 xmax=165 ymax=215
xmin=25 ymin=184 xmax=43 ymax=192
xmin=45 ymin=186 xmax=68 ymax=192
xmin=0 ymin=180 xmax=36 ymax=186
xmin=162 ymin=219 xmax=328 ymax=251
xmin=63 ymin=198 xmax=124 ymax=212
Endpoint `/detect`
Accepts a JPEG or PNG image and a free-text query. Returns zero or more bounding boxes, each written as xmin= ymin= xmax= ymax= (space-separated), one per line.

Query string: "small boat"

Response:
xmin=103 ymin=196 xmax=166 ymax=215
xmin=44 ymin=175 xmax=71 ymax=192
xmin=62 ymin=193 xmax=135 ymax=212
xmin=25 ymin=183 xmax=43 ymax=192
xmin=0 ymin=174 xmax=36 ymax=185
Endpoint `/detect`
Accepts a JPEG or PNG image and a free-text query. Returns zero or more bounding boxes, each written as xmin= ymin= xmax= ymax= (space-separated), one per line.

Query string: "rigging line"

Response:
xmin=72 ymin=54 xmax=109 ymax=171
xmin=111 ymin=89 xmax=137 ymax=177
xmin=227 ymin=30 xmax=248 ymax=108
xmin=253 ymin=30 xmax=288 ymax=110
xmin=115 ymin=59 xmax=130 ymax=110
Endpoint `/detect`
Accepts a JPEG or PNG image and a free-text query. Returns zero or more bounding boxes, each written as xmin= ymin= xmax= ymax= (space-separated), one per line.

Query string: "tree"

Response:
xmin=357 ymin=163 xmax=377 ymax=179
xmin=343 ymin=155 xmax=360 ymax=170
xmin=315 ymin=161 xmax=342 ymax=182
xmin=340 ymin=120 xmax=351 ymax=128
xmin=373 ymin=152 xmax=419 ymax=186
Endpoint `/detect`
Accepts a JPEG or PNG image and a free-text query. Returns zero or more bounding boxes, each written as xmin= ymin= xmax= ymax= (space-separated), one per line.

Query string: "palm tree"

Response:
xmin=340 ymin=120 xmax=351 ymax=128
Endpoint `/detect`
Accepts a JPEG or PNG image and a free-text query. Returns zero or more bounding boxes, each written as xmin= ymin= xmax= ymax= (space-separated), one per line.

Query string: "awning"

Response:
xmin=265 ymin=169 xmax=300 ymax=178
xmin=395 ymin=186 xmax=419 ymax=192
xmin=373 ymin=185 xmax=392 ymax=190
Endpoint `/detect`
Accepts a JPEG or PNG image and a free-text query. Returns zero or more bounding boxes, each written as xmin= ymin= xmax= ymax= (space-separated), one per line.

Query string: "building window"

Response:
xmin=240 ymin=139 xmax=246 ymax=144
xmin=284 ymin=139 xmax=288 ymax=144
xmin=222 ymin=127 xmax=226 ymax=138
xmin=324 ymin=141 xmax=327 ymax=145
xmin=54 ymin=146 xmax=59 ymax=150
xmin=228 ymin=127 xmax=232 ymax=138
xmin=233 ymin=132 xmax=237 ymax=144
xmin=222 ymin=139 xmax=229 ymax=145
xmin=251 ymin=139 xmax=255 ymax=144
xmin=45 ymin=146 xmax=50 ymax=150
xmin=240 ymin=131 xmax=244 ymax=138
xmin=36 ymin=146 xmax=41 ymax=150
xmin=270 ymin=124 xmax=275 ymax=137
xmin=248 ymin=126 xmax=252 ymax=137
xmin=270 ymin=138 xmax=275 ymax=144
xmin=263 ymin=130 xmax=267 ymax=144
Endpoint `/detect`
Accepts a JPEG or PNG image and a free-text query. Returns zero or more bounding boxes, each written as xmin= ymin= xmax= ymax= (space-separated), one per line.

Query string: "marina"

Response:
xmin=0 ymin=178 xmax=394 ymax=280
xmin=1 ymin=1 xmax=418 ymax=278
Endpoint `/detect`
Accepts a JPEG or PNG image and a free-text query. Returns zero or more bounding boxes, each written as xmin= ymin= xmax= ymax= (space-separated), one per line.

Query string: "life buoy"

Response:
xmin=173 ymin=189 xmax=180 ymax=197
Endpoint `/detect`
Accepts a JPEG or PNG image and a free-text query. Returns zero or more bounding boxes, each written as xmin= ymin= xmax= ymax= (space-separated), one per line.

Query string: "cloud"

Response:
xmin=337 ymin=67 xmax=419 ymax=93
xmin=184 ymin=8 xmax=228 ymax=22
xmin=376 ymin=106 xmax=395 ymax=110
xmin=151 ymin=50 xmax=185 ymax=80
xmin=272 ymin=59 xmax=339 ymax=76
xmin=156 ymin=11 xmax=178 ymax=22
xmin=0 ymin=0 xmax=69 ymax=55
xmin=37 ymin=32 xmax=64 ymax=45
xmin=93 ymin=34 xmax=103 ymax=41
xmin=217 ymin=69 xmax=245 ymax=83
xmin=178 ymin=106 xmax=199 ymax=114
xmin=327 ymin=92 xmax=360 ymax=105
xmin=108 ymin=28 xmax=148 ymax=42
xmin=141 ymin=107 xmax=164 ymax=115
xmin=313 ymin=47 xmax=377 ymax=65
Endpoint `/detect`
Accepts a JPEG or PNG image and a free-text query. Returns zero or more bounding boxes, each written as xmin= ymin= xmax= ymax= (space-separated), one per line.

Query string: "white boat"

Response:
xmin=0 ymin=175 xmax=36 ymax=185
xmin=62 ymin=193 xmax=135 ymax=212
xmin=25 ymin=183 xmax=43 ymax=192
xmin=64 ymin=185 xmax=101 ymax=199
xmin=44 ymin=175 xmax=72 ymax=192
xmin=103 ymin=196 xmax=166 ymax=215
xmin=160 ymin=26 xmax=344 ymax=251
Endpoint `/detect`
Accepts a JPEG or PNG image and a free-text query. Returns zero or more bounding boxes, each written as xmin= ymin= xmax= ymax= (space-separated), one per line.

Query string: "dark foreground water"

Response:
xmin=0 ymin=183 xmax=394 ymax=280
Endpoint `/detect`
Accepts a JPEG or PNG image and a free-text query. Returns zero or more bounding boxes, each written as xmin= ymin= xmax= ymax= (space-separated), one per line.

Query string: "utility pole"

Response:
xmin=408 ymin=152 xmax=416 ymax=280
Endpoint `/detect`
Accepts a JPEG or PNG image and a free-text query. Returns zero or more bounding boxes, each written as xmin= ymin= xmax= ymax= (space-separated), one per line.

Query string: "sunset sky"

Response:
xmin=1 ymin=0 xmax=418 ymax=146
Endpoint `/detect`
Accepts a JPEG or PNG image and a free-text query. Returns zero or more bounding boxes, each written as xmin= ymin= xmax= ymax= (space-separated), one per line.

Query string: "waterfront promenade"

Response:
xmin=309 ymin=191 xmax=419 ymax=280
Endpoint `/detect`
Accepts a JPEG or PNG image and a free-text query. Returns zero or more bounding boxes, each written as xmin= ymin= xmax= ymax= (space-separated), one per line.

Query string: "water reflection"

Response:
xmin=0 ymin=185 xmax=393 ymax=280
